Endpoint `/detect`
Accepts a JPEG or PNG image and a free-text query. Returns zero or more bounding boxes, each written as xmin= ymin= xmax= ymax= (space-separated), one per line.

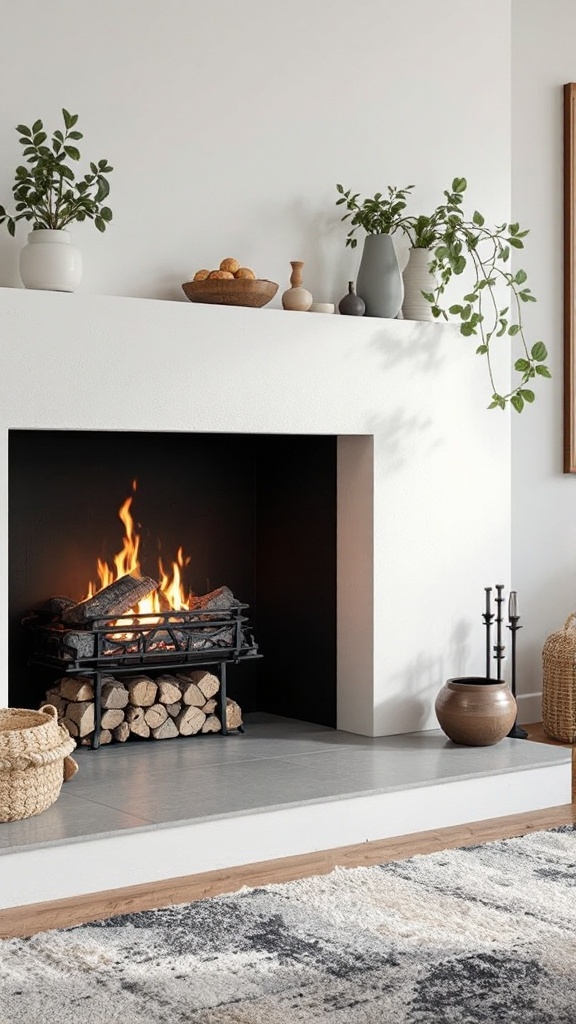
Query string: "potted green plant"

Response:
xmin=400 ymin=211 xmax=445 ymax=322
xmin=335 ymin=183 xmax=413 ymax=317
xmin=421 ymin=178 xmax=550 ymax=413
xmin=0 ymin=108 xmax=113 ymax=292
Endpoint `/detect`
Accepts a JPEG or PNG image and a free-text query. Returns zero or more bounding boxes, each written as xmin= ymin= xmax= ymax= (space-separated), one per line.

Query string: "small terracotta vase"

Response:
xmin=435 ymin=676 xmax=517 ymax=746
xmin=338 ymin=280 xmax=365 ymax=316
xmin=282 ymin=260 xmax=313 ymax=311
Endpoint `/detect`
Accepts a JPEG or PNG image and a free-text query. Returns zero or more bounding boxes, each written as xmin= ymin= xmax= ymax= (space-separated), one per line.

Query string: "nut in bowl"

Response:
xmin=182 ymin=277 xmax=279 ymax=308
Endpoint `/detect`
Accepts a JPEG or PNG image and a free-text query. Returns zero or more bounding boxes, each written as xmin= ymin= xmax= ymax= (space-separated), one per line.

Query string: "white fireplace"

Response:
xmin=0 ymin=286 xmax=511 ymax=734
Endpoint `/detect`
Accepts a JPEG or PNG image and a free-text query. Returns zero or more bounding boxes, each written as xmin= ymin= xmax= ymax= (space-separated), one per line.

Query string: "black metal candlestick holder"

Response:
xmin=482 ymin=587 xmax=494 ymax=680
xmin=507 ymin=611 xmax=528 ymax=739
xmin=493 ymin=584 xmax=506 ymax=681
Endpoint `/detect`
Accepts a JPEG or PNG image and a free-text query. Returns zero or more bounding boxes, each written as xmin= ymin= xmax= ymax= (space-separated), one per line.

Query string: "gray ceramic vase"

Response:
xmin=356 ymin=234 xmax=404 ymax=318
xmin=338 ymin=280 xmax=365 ymax=316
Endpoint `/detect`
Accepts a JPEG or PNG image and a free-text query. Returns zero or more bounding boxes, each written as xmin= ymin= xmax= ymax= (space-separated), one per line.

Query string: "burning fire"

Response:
xmin=85 ymin=481 xmax=193 ymax=615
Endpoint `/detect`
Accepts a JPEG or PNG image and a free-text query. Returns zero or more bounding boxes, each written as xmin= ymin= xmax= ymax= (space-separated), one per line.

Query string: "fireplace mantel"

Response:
xmin=0 ymin=287 xmax=511 ymax=735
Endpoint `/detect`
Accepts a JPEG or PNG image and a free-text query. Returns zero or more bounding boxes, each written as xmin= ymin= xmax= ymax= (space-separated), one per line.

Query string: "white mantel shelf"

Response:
xmin=0 ymin=287 xmax=511 ymax=737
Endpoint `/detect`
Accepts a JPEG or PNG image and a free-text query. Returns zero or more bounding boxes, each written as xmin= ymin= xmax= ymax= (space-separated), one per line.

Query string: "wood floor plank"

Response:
xmin=1 ymin=801 xmax=574 ymax=940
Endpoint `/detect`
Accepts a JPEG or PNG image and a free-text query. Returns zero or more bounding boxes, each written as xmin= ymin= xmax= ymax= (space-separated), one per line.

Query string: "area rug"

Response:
xmin=1 ymin=826 xmax=576 ymax=1024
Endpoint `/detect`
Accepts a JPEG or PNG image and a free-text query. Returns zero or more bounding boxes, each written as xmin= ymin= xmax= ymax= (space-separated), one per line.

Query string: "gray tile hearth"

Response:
xmin=0 ymin=713 xmax=570 ymax=855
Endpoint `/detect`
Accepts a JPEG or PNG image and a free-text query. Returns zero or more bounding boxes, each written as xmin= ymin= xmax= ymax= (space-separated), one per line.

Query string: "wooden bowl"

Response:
xmin=182 ymin=278 xmax=278 ymax=308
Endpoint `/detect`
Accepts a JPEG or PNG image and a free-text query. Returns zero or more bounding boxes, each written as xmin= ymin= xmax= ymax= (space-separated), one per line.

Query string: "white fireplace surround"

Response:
xmin=0 ymin=287 xmax=510 ymax=735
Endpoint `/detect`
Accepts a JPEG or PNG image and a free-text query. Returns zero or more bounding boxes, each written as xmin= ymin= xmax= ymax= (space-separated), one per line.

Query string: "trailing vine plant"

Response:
xmin=422 ymin=178 xmax=550 ymax=413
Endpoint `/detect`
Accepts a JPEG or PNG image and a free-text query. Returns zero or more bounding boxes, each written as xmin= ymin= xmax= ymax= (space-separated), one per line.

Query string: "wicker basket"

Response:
xmin=0 ymin=705 xmax=77 ymax=822
xmin=542 ymin=614 xmax=576 ymax=743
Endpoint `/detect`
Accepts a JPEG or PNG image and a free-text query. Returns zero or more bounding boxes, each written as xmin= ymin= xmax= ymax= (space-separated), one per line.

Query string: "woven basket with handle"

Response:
xmin=542 ymin=613 xmax=576 ymax=743
xmin=0 ymin=705 xmax=77 ymax=822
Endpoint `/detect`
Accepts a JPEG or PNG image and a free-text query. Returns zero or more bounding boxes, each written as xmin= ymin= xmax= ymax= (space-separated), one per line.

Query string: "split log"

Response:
xmin=190 ymin=586 xmax=239 ymax=611
xmin=202 ymin=714 xmax=221 ymax=733
xmin=178 ymin=669 xmax=220 ymax=700
xmin=58 ymin=677 xmax=94 ymax=702
xmin=201 ymin=698 xmax=217 ymax=714
xmin=99 ymin=729 xmax=113 ymax=745
xmin=42 ymin=693 xmax=68 ymax=718
xmin=152 ymin=717 xmax=179 ymax=741
xmin=156 ymin=675 xmax=182 ymax=705
xmin=100 ymin=708 xmax=125 ymax=730
xmin=226 ymin=698 xmax=243 ymax=731
xmin=125 ymin=705 xmax=151 ymax=738
xmin=177 ymin=677 xmax=206 ymax=707
xmin=65 ymin=700 xmax=95 ymax=737
xmin=62 ymin=716 xmax=79 ymax=738
xmin=63 ymin=573 xmax=159 ymax=624
xmin=101 ymin=679 xmax=129 ymax=709
xmin=127 ymin=676 xmax=157 ymax=707
xmin=176 ymin=705 xmax=206 ymax=736
xmin=166 ymin=701 xmax=182 ymax=718
xmin=144 ymin=704 xmax=168 ymax=729
xmin=113 ymin=721 xmax=130 ymax=743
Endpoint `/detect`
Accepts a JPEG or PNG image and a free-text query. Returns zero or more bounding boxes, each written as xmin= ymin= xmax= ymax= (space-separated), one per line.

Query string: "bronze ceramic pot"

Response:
xmin=435 ymin=676 xmax=517 ymax=746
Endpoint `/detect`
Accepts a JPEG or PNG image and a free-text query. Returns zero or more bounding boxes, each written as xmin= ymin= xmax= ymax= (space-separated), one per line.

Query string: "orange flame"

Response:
xmin=85 ymin=481 xmax=192 ymax=614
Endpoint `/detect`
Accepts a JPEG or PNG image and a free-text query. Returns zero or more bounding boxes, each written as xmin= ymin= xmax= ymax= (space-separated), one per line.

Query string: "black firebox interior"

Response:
xmin=8 ymin=430 xmax=337 ymax=728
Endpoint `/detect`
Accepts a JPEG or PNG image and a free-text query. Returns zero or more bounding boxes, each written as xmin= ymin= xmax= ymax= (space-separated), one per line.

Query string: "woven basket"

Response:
xmin=0 ymin=705 xmax=77 ymax=822
xmin=542 ymin=614 xmax=576 ymax=743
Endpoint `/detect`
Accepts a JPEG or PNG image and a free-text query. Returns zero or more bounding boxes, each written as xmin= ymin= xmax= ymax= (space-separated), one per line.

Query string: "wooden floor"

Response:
xmin=1 ymin=722 xmax=574 ymax=941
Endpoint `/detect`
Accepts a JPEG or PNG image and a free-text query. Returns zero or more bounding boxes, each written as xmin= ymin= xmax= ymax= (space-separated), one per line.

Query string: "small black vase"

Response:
xmin=338 ymin=280 xmax=365 ymax=316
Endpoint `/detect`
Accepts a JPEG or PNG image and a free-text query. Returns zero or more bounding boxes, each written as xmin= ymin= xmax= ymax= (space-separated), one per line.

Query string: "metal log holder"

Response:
xmin=25 ymin=604 xmax=261 ymax=749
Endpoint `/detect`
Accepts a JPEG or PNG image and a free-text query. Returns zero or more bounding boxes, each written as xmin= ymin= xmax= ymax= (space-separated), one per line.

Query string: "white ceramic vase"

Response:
xmin=402 ymin=248 xmax=436 ymax=321
xmin=19 ymin=229 xmax=82 ymax=292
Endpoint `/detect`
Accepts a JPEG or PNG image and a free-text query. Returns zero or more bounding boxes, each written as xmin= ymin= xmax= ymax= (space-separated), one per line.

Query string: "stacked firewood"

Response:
xmin=41 ymin=669 xmax=242 ymax=746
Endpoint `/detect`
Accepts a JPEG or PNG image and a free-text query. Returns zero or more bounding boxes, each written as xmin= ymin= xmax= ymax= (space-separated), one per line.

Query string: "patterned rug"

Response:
xmin=1 ymin=826 xmax=576 ymax=1023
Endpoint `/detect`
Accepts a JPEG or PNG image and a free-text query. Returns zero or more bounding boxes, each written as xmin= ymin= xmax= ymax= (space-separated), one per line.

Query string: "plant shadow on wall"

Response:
xmin=336 ymin=178 xmax=551 ymax=413
xmin=0 ymin=108 xmax=113 ymax=292
xmin=379 ymin=619 xmax=473 ymax=732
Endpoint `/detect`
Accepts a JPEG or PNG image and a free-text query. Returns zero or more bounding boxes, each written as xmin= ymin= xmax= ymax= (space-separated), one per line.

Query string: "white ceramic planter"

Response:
xmin=19 ymin=229 xmax=82 ymax=292
xmin=402 ymin=248 xmax=436 ymax=321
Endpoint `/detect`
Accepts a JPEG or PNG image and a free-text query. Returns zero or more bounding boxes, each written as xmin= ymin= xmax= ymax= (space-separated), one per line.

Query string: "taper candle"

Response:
xmin=508 ymin=591 xmax=518 ymax=619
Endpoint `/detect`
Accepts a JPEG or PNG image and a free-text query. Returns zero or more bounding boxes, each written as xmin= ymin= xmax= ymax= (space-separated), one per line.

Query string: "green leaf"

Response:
xmin=511 ymin=394 xmax=524 ymax=413
xmin=453 ymin=255 xmax=466 ymax=274
xmin=100 ymin=206 xmax=113 ymax=221
xmin=476 ymin=345 xmax=488 ymax=355
xmin=448 ymin=304 xmax=463 ymax=314
xmin=535 ymin=365 xmax=552 ymax=377
xmin=463 ymin=292 xmax=478 ymax=303
xmin=16 ymin=124 xmax=31 ymax=137
xmin=531 ymin=341 xmax=548 ymax=361
xmin=514 ymin=359 xmax=530 ymax=372
xmin=514 ymin=269 xmax=527 ymax=284
xmin=519 ymin=389 xmax=535 ymax=402
xmin=62 ymin=108 xmax=73 ymax=129
xmin=421 ymin=291 xmax=435 ymax=302
xmin=452 ymin=177 xmax=467 ymax=193
xmin=461 ymin=304 xmax=472 ymax=320
xmin=64 ymin=145 xmax=81 ymax=161
xmin=508 ymin=324 xmax=521 ymax=336
xmin=472 ymin=210 xmax=485 ymax=226
xmin=508 ymin=237 xmax=524 ymax=249
xmin=460 ymin=322 xmax=476 ymax=336
xmin=31 ymin=119 xmax=43 ymax=134
xmin=94 ymin=216 xmax=106 ymax=232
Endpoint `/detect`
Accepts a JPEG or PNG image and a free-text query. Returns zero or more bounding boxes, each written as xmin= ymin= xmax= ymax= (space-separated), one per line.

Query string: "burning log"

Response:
xmin=63 ymin=573 xmax=159 ymax=625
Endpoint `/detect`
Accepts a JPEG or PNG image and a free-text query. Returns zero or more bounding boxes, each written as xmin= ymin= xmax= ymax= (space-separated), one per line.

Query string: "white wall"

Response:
xmin=511 ymin=1 xmax=576 ymax=721
xmin=0 ymin=0 xmax=511 ymax=307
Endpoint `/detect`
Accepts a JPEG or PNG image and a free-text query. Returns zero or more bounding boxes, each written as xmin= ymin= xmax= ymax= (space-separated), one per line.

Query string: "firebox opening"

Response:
xmin=8 ymin=430 xmax=337 ymax=730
